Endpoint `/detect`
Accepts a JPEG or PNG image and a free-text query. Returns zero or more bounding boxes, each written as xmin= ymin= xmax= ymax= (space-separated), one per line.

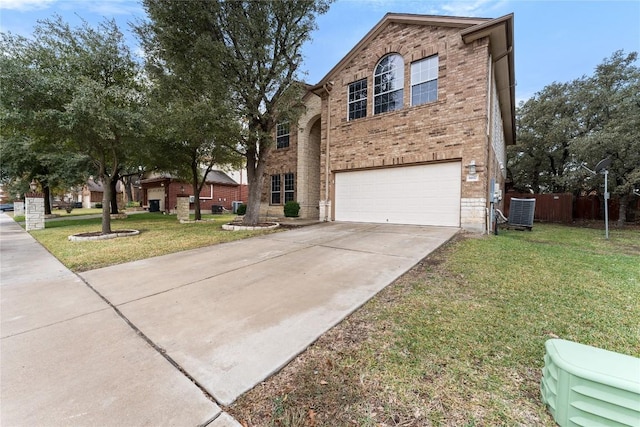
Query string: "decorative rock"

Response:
xmin=68 ymin=229 xmax=140 ymax=242
xmin=222 ymin=222 xmax=279 ymax=231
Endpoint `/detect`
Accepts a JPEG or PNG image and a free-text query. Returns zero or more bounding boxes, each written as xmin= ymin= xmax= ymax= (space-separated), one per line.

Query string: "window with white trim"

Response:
xmin=374 ymin=54 xmax=404 ymax=114
xmin=348 ymin=78 xmax=367 ymax=120
xmin=276 ymin=122 xmax=290 ymax=149
xmin=271 ymin=175 xmax=281 ymax=204
xmin=284 ymin=173 xmax=295 ymax=203
xmin=411 ymin=55 xmax=438 ymax=106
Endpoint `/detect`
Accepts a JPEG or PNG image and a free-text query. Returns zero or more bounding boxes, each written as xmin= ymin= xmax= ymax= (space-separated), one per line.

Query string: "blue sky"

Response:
xmin=1 ymin=0 xmax=638 ymax=104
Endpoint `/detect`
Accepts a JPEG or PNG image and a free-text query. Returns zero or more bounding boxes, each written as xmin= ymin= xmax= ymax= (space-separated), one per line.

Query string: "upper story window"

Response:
xmin=348 ymin=78 xmax=367 ymax=121
xmin=374 ymin=54 xmax=404 ymax=114
xmin=411 ymin=55 xmax=438 ymax=106
xmin=276 ymin=122 xmax=290 ymax=149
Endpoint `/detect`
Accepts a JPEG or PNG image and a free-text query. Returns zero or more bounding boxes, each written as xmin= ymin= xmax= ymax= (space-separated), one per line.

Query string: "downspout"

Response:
xmin=486 ymin=54 xmax=493 ymax=235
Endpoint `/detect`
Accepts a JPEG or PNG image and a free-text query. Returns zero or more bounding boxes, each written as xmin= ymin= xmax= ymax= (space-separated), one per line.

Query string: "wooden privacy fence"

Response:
xmin=503 ymin=193 xmax=640 ymax=223
xmin=504 ymin=193 xmax=573 ymax=223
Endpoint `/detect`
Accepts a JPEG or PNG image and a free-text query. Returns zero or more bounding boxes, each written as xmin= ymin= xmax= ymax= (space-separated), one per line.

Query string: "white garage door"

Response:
xmin=334 ymin=162 xmax=461 ymax=226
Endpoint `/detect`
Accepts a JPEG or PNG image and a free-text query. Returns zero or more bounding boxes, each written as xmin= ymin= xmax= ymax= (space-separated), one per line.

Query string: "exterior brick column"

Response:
xmin=25 ymin=193 xmax=45 ymax=231
xmin=176 ymin=196 xmax=190 ymax=222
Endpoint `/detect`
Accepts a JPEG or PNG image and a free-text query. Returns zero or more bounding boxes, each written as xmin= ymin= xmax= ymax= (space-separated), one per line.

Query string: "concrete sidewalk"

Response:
xmin=1 ymin=214 xmax=458 ymax=425
xmin=0 ymin=214 xmax=234 ymax=426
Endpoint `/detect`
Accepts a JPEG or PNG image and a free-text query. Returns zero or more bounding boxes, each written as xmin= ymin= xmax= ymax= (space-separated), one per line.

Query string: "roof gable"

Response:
xmin=310 ymin=13 xmax=490 ymax=91
xmin=309 ymin=12 xmax=515 ymax=145
xmin=204 ymin=170 xmax=238 ymax=185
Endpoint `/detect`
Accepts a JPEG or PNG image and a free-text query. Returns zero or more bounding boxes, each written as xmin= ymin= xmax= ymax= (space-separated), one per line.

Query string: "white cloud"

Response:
xmin=335 ymin=0 xmax=511 ymax=18
xmin=84 ymin=0 xmax=144 ymax=16
xmin=0 ymin=0 xmax=56 ymax=11
xmin=439 ymin=0 xmax=510 ymax=17
xmin=0 ymin=0 xmax=143 ymax=15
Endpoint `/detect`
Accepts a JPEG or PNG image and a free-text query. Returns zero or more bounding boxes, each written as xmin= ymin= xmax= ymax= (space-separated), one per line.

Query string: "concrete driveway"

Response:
xmin=1 ymin=217 xmax=457 ymax=426
xmin=80 ymin=222 xmax=458 ymax=406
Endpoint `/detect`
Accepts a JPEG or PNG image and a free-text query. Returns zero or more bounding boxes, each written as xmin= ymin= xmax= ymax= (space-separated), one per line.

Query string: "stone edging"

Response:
xmin=222 ymin=223 xmax=280 ymax=231
xmin=68 ymin=229 xmax=140 ymax=242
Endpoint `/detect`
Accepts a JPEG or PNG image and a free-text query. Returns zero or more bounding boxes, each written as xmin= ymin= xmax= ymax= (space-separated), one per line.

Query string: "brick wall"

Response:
xmin=144 ymin=181 xmax=245 ymax=213
xmin=186 ymin=183 xmax=244 ymax=211
xmin=261 ymin=118 xmax=300 ymax=217
xmin=318 ymin=22 xmax=492 ymax=222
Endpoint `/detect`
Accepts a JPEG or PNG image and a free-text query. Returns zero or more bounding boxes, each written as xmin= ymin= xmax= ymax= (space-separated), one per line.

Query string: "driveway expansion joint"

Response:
xmin=75 ymin=272 xmax=223 ymax=407
xmin=0 ymin=307 xmax=111 ymax=339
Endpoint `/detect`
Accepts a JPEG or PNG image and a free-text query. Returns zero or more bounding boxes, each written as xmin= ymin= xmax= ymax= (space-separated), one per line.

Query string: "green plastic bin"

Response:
xmin=541 ymin=339 xmax=640 ymax=426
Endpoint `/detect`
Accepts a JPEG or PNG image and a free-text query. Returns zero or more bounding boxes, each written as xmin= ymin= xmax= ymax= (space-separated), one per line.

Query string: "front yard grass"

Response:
xmin=28 ymin=213 xmax=276 ymax=272
xmin=229 ymin=223 xmax=640 ymax=426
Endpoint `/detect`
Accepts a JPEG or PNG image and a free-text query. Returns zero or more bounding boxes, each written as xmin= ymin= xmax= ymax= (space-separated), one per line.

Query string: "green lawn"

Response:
xmin=27 ymin=213 xmax=277 ymax=272
xmin=229 ymin=224 xmax=640 ymax=426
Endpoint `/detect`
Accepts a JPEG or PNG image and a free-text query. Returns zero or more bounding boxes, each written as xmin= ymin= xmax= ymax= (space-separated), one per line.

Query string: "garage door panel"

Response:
xmin=334 ymin=162 xmax=461 ymax=226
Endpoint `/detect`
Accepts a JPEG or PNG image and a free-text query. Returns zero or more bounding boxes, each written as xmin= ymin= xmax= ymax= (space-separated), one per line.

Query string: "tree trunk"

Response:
xmin=190 ymin=155 xmax=202 ymax=221
xmin=193 ymin=182 xmax=201 ymax=221
xmin=43 ymin=185 xmax=52 ymax=215
xmin=101 ymin=175 xmax=113 ymax=234
xmin=110 ymin=178 xmax=119 ymax=214
xmin=243 ymin=146 xmax=268 ymax=226
xmin=124 ymin=175 xmax=134 ymax=203
xmin=617 ymin=194 xmax=628 ymax=227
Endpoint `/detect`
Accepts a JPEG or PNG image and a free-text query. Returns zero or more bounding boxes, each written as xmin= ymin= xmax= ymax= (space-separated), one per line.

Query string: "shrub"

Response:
xmin=126 ymin=201 xmax=140 ymax=208
xmin=236 ymin=203 xmax=247 ymax=215
xmin=284 ymin=201 xmax=300 ymax=217
xmin=95 ymin=203 xmax=102 ymax=208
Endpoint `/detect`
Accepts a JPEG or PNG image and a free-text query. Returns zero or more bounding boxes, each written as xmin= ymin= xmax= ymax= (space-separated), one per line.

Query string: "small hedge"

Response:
xmin=284 ymin=201 xmax=300 ymax=217
xmin=236 ymin=203 xmax=247 ymax=215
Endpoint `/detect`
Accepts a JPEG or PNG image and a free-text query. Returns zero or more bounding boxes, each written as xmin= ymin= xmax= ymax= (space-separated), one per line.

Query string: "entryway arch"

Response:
xmin=296 ymin=104 xmax=321 ymax=219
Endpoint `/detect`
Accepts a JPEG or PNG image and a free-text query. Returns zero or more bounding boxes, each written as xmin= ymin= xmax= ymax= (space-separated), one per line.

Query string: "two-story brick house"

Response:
xmin=261 ymin=12 xmax=515 ymax=232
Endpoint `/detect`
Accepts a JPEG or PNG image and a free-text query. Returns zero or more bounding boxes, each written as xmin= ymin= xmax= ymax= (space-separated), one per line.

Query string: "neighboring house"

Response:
xmin=141 ymin=170 xmax=248 ymax=213
xmin=261 ymin=13 xmax=515 ymax=232
xmin=82 ymin=178 xmax=124 ymax=208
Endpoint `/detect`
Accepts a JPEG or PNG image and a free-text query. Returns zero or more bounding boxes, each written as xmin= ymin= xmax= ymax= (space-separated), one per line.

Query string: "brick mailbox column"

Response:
xmin=25 ymin=193 xmax=45 ymax=231
xmin=176 ymin=196 xmax=190 ymax=222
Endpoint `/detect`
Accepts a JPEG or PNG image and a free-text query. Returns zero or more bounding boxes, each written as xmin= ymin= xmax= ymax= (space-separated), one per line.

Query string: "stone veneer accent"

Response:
xmin=176 ymin=196 xmax=190 ymax=222
xmin=461 ymin=197 xmax=486 ymax=232
xmin=25 ymin=195 xmax=45 ymax=231
xmin=13 ymin=201 xmax=24 ymax=216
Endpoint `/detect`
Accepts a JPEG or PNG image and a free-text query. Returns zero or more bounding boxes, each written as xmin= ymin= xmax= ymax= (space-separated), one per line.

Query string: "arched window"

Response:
xmin=374 ymin=54 xmax=404 ymax=114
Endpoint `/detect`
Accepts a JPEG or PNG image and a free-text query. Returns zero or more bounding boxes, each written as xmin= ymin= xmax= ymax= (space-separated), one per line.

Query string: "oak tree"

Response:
xmin=139 ymin=0 xmax=332 ymax=225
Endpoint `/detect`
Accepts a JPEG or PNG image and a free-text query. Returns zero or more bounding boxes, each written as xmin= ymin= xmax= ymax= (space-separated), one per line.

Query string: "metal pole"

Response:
xmin=604 ymin=170 xmax=609 ymax=240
